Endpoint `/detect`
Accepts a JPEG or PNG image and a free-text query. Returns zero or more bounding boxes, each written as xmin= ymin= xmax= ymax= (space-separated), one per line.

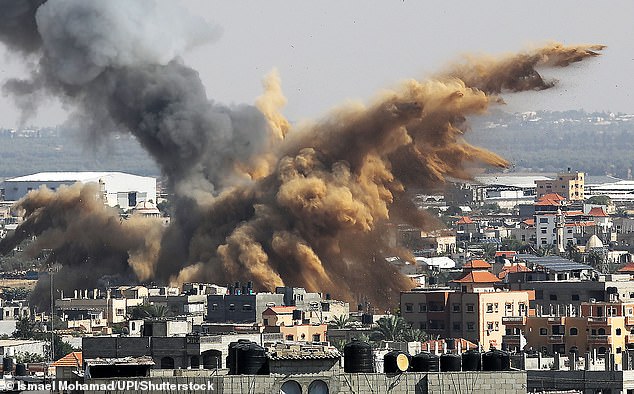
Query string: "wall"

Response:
xmin=84 ymin=371 xmax=527 ymax=394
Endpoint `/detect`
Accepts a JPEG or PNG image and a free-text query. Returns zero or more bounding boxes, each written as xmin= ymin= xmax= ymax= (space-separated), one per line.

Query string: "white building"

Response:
xmin=1 ymin=172 xmax=156 ymax=210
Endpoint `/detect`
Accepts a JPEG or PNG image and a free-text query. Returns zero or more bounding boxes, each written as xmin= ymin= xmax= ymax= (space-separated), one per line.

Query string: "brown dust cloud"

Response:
xmin=0 ymin=1 xmax=603 ymax=310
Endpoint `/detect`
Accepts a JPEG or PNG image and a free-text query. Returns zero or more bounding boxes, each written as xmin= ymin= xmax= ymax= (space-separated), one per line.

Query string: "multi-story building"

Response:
xmin=55 ymin=288 xmax=144 ymax=327
xmin=503 ymin=300 xmax=634 ymax=363
xmin=401 ymin=260 xmax=533 ymax=350
xmin=206 ymin=292 xmax=284 ymax=324
xmin=535 ymin=170 xmax=585 ymax=201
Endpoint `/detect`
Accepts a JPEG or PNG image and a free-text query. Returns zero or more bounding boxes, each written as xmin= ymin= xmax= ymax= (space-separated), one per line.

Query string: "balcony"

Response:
xmin=502 ymin=316 xmax=527 ymax=325
xmin=587 ymin=335 xmax=611 ymax=345
xmin=502 ymin=335 xmax=521 ymax=345
xmin=587 ymin=317 xmax=611 ymax=327
xmin=547 ymin=335 xmax=565 ymax=344
xmin=547 ymin=316 xmax=565 ymax=325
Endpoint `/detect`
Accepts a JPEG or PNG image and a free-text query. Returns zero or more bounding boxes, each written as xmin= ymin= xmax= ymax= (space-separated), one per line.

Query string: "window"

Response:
xmin=487 ymin=322 xmax=494 ymax=331
xmin=286 ymin=335 xmax=294 ymax=341
xmin=505 ymin=303 xmax=513 ymax=314
xmin=486 ymin=303 xmax=494 ymax=313
xmin=405 ymin=303 xmax=413 ymax=313
xmin=242 ymin=304 xmax=253 ymax=312
xmin=313 ymin=334 xmax=321 ymax=342
xmin=452 ymin=304 xmax=461 ymax=313
xmin=466 ymin=304 xmax=474 ymax=313
xmin=570 ymin=327 xmax=578 ymax=336
xmin=494 ymin=303 xmax=499 ymax=313
xmin=539 ymin=218 xmax=548 ymax=223
xmin=419 ymin=303 xmax=427 ymax=312
xmin=539 ymin=328 xmax=547 ymax=336
xmin=211 ymin=303 xmax=218 ymax=311
xmin=228 ymin=303 xmax=235 ymax=311
xmin=494 ymin=322 xmax=499 ymax=331
xmin=617 ymin=328 xmax=622 ymax=335
xmin=453 ymin=322 xmax=461 ymax=331
xmin=571 ymin=294 xmax=579 ymax=301
xmin=541 ymin=228 xmax=547 ymax=234
xmin=549 ymin=294 xmax=557 ymax=301
xmin=116 ymin=308 xmax=125 ymax=316
xmin=466 ymin=322 xmax=475 ymax=331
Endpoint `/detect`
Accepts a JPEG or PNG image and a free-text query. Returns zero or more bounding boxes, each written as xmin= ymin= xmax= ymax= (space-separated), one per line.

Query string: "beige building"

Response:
xmin=536 ymin=171 xmax=585 ymax=201
xmin=401 ymin=288 xmax=532 ymax=350
xmin=503 ymin=300 xmax=634 ymax=364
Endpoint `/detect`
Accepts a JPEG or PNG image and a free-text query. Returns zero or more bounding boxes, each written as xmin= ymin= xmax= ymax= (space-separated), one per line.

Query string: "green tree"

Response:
xmin=329 ymin=315 xmax=351 ymax=329
xmin=565 ymin=241 xmax=582 ymax=263
xmin=15 ymin=351 xmax=45 ymax=363
xmin=371 ymin=316 xmax=408 ymax=342
xmin=401 ymin=328 xmax=428 ymax=342
xmin=128 ymin=304 xmax=169 ymax=319
xmin=587 ymin=196 xmax=612 ymax=206
xmin=13 ymin=316 xmax=37 ymax=339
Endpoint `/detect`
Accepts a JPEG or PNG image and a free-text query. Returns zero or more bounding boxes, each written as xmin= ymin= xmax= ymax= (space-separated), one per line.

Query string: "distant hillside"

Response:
xmin=467 ymin=109 xmax=634 ymax=178
xmin=0 ymin=127 xmax=160 ymax=178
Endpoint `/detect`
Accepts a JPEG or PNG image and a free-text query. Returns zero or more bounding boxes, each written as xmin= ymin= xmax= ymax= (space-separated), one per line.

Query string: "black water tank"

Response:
xmin=3 ymin=357 xmax=13 ymax=373
xmin=440 ymin=354 xmax=461 ymax=372
xmin=410 ymin=352 xmax=439 ymax=372
xmin=15 ymin=363 xmax=27 ymax=376
xmin=482 ymin=350 xmax=511 ymax=371
xmin=383 ymin=351 xmax=411 ymax=373
xmin=445 ymin=338 xmax=456 ymax=351
xmin=461 ymin=350 xmax=482 ymax=371
xmin=227 ymin=339 xmax=253 ymax=375
xmin=344 ymin=339 xmax=374 ymax=373
xmin=237 ymin=342 xmax=269 ymax=375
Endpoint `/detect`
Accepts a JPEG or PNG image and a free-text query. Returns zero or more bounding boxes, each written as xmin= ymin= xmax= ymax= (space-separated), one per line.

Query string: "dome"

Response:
xmin=586 ymin=235 xmax=604 ymax=249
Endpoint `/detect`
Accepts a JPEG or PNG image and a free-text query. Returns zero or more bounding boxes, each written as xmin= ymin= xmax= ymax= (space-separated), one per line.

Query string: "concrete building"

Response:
xmin=0 ymin=339 xmax=47 ymax=360
xmin=55 ymin=288 xmax=144 ymax=327
xmin=207 ymin=292 xmax=284 ymax=324
xmin=1 ymin=171 xmax=156 ymax=210
xmin=504 ymin=300 xmax=634 ymax=364
xmin=401 ymin=288 xmax=532 ymax=350
xmin=536 ymin=170 xmax=585 ymax=201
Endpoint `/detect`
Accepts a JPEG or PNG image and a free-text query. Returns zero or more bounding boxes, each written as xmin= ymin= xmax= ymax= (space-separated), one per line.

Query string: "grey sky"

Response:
xmin=1 ymin=0 xmax=633 ymax=127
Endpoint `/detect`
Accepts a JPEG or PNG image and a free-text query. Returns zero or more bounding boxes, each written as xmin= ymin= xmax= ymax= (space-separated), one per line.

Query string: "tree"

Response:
xmin=371 ymin=316 xmax=407 ymax=342
xmin=13 ymin=316 xmax=37 ymax=339
xmin=15 ymin=351 xmax=44 ymax=363
xmin=565 ymin=241 xmax=582 ymax=263
xmin=587 ymin=250 xmax=606 ymax=272
xmin=329 ymin=315 xmax=351 ymax=329
xmin=401 ymin=328 xmax=428 ymax=342
xmin=128 ymin=304 xmax=169 ymax=319
xmin=587 ymin=196 xmax=612 ymax=206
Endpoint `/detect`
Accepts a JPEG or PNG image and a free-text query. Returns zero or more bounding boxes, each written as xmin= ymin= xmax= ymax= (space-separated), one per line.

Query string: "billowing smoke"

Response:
xmin=0 ymin=0 xmax=604 ymax=309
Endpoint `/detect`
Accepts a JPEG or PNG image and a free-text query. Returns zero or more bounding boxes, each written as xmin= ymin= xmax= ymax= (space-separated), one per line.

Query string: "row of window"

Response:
xmin=210 ymin=303 xmax=253 ymax=312
xmin=405 ymin=302 xmax=525 ymax=314
xmin=536 ymin=327 xmax=624 ymax=336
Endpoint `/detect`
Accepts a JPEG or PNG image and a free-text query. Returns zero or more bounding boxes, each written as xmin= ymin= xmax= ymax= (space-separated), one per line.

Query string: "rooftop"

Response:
xmin=463 ymin=259 xmax=492 ymax=269
xmin=52 ymin=351 xmax=82 ymax=367
xmin=516 ymin=254 xmax=595 ymax=272
xmin=5 ymin=171 xmax=127 ymax=183
xmin=452 ymin=271 xmax=501 ymax=284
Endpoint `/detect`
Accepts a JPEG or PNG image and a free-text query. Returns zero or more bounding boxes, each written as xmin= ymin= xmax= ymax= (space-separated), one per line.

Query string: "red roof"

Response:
xmin=588 ymin=207 xmax=608 ymax=217
xmin=498 ymin=264 xmax=531 ymax=279
xmin=535 ymin=199 xmax=561 ymax=207
xmin=452 ymin=271 xmax=501 ymax=283
xmin=456 ymin=216 xmax=474 ymax=224
xmin=565 ymin=221 xmax=595 ymax=227
xmin=522 ymin=219 xmax=535 ymax=226
xmin=52 ymin=351 xmax=82 ymax=367
xmin=541 ymin=193 xmax=566 ymax=201
xmin=463 ymin=259 xmax=491 ymax=269
xmin=263 ymin=306 xmax=296 ymax=315
xmin=618 ymin=262 xmax=634 ymax=273
xmin=564 ymin=211 xmax=584 ymax=216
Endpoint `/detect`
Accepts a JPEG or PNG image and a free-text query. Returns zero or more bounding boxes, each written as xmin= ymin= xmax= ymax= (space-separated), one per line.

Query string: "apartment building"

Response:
xmin=503 ymin=300 xmax=634 ymax=363
xmin=535 ymin=170 xmax=585 ymax=201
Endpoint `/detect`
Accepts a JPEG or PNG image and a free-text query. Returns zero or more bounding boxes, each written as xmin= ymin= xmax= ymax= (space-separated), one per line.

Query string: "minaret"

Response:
xmin=555 ymin=207 xmax=565 ymax=254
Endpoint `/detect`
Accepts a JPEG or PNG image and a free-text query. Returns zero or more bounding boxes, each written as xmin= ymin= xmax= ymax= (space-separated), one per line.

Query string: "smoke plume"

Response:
xmin=0 ymin=0 xmax=604 ymax=308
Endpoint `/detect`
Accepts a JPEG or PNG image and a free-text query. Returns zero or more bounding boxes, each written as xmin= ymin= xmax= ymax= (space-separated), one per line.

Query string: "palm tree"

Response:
xmin=402 ymin=328 xmax=428 ymax=342
xmin=372 ymin=316 xmax=407 ymax=341
xmin=330 ymin=314 xmax=351 ymax=329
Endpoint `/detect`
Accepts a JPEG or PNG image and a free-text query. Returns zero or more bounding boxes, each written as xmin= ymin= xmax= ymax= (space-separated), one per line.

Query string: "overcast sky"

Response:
xmin=1 ymin=0 xmax=633 ymax=128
